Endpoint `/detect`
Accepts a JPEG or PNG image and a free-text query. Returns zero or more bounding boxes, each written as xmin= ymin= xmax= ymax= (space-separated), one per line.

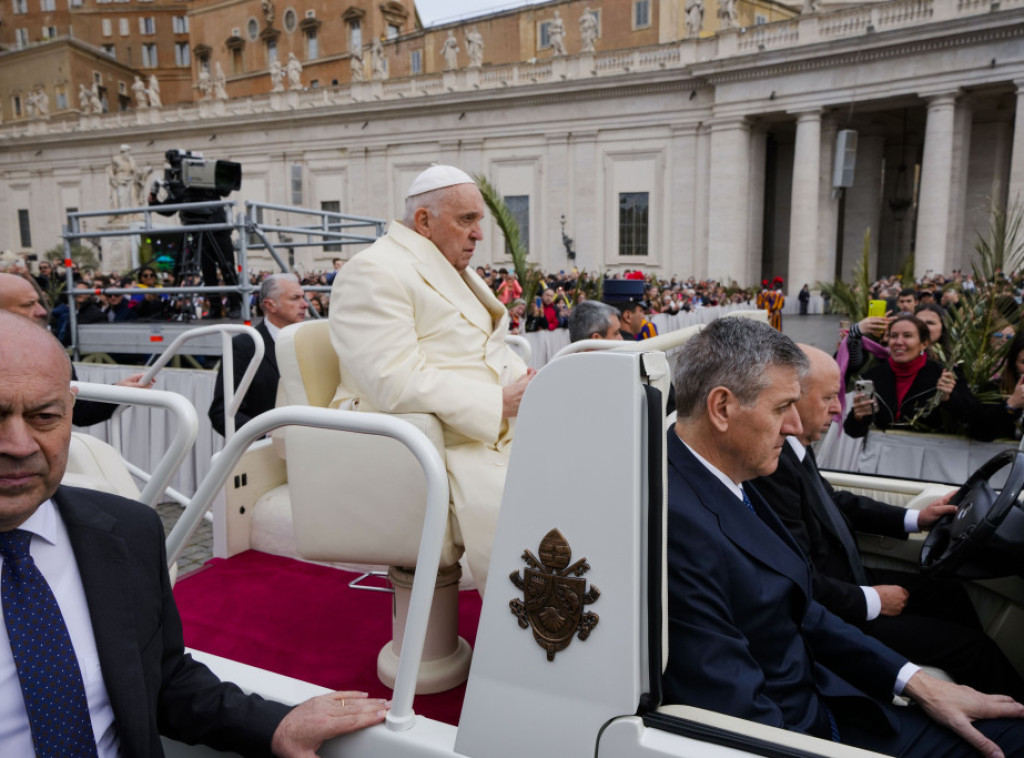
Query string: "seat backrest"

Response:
xmin=276 ymin=319 xmax=339 ymax=408
xmin=63 ymin=432 xmax=142 ymax=500
xmin=273 ymin=319 xmax=461 ymax=568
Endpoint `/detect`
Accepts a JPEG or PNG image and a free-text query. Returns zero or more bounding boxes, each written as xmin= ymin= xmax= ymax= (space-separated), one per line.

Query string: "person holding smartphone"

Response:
xmin=844 ymin=315 xmax=983 ymax=438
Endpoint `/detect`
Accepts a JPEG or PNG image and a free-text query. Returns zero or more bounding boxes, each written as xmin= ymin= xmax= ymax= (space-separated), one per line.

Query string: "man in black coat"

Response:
xmin=752 ymin=344 xmax=1024 ymax=700
xmin=208 ymin=274 xmax=307 ymax=436
xmin=0 ymin=311 xmax=387 ymax=756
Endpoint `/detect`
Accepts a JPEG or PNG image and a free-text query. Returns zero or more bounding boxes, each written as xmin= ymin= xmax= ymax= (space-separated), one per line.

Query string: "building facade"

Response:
xmin=1 ymin=0 xmax=1022 ymax=292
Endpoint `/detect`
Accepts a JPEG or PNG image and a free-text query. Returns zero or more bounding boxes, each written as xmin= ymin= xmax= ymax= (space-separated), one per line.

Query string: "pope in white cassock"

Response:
xmin=329 ymin=166 xmax=535 ymax=593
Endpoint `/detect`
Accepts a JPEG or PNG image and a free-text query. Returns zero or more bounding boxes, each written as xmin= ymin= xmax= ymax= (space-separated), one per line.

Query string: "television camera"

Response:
xmin=151 ymin=149 xmax=242 ymax=206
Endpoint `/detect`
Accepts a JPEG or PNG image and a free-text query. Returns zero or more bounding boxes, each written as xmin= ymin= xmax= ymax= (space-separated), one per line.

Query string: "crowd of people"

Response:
xmin=839 ymin=269 xmax=1024 ymax=442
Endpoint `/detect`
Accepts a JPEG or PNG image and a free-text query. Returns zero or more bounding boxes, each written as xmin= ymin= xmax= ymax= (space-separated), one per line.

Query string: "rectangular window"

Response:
xmin=42 ymin=25 xmax=57 ymax=39
xmin=12 ymin=94 xmax=23 ymax=117
xmin=538 ymin=20 xmax=551 ymax=49
xmin=139 ymin=16 xmax=155 ymax=34
xmin=55 ymin=85 xmax=67 ymax=109
xmin=504 ymin=195 xmax=529 ymax=256
xmin=618 ymin=192 xmax=649 ymax=256
xmin=101 ymin=43 xmax=115 ymax=58
xmin=141 ymin=42 xmax=157 ymax=67
xmin=290 ymin=164 xmax=303 ymax=205
xmin=387 ymin=23 xmax=399 ymax=39
xmin=232 ymin=47 xmax=243 ymax=74
xmin=267 ymin=39 xmax=277 ymax=64
xmin=755 ymin=13 xmax=767 ymax=24
xmin=102 ymin=18 xmax=112 ymax=36
xmin=12 ymin=0 xmax=27 ymax=14
xmin=410 ymin=49 xmax=422 ymax=74
xmin=348 ymin=20 xmax=361 ymax=52
xmin=68 ymin=0 xmax=82 ymax=6
xmin=321 ymin=200 xmax=341 ymax=252
xmin=18 ymin=209 xmax=32 ymax=248
xmin=174 ymin=41 xmax=189 ymax=66
xmin=633 ymin=0 xmax=650 ymax=29
xmin=119 ymin=18 xmax=129 ymax=35
xmin=15 ymin=28 xmax=29 ymax=47
xmin=172 ymin=15 xmax=188 ymax=33
xmin=306 ymin=28 xmax=318 ymax=59
xmin=40 ymin=0 xmax=55 ymax=10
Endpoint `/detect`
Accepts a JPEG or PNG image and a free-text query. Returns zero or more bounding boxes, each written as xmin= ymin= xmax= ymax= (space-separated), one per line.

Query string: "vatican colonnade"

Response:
xmin=1 ymin=0 xmax=1023 ymax=297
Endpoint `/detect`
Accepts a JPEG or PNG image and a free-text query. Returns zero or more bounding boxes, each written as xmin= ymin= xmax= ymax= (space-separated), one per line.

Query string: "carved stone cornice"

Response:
xmin=700 ymin=23 xmax=1024 ymax=86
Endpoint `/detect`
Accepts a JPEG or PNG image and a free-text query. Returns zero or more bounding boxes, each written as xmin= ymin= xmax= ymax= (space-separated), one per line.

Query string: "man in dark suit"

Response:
xmin=663 ymin=317 xmax=1024 ymax=757
xmin=209 ymin=273 xmax=307 ymax=436
xmin=0 ymin=311 xmax=387 ymax=756
xmin=751 ymin=344 xmax=1024 ymax=700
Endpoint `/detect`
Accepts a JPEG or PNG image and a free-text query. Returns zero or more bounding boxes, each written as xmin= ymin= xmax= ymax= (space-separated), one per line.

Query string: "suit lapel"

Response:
xmin=389 ymin=222 xmax=496 ymax=336
xmin=668 ymin=434 xmax=811 ymax=596
xmin=54 ymin=488 xmax=149 ymax=758
xmin=257 ymin=321 xmax=278 ymax=375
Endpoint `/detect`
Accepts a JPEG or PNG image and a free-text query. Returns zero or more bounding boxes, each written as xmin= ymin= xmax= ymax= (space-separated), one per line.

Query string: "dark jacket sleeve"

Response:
xmin=70 ymin=364 xmax=117 ymax=427
xmin=208 ymin=335 xmax=254 ymax=437
xmin=752 ymin=455 xmax=870 ymax=623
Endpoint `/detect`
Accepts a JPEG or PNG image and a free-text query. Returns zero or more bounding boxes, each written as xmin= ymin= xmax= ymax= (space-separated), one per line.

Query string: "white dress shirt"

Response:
xmin=0 ymin=499 xmax=119 ymax=756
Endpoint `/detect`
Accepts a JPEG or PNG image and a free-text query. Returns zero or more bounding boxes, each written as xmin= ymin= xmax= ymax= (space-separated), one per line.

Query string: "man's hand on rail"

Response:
xmin=115 ymin=373 xmax=155 ymax=390
xmin=270 ymin=691 xmax=390 ymax=758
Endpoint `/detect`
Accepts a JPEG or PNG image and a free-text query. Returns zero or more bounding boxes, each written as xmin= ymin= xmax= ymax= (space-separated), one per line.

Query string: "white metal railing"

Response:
xmin=164 ymin=405 xmax=450 ymax=732
xmin=71 ymin=382 xmax=198 ymax=509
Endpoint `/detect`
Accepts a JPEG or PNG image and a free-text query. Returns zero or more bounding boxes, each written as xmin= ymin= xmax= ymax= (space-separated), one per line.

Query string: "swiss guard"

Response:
xmin=758 ymin=276 xmax=785 ymax=331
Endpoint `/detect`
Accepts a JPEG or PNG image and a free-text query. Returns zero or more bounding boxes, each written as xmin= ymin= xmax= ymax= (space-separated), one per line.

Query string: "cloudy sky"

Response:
xmin=415 ymin=0 xmax=548 ymax=26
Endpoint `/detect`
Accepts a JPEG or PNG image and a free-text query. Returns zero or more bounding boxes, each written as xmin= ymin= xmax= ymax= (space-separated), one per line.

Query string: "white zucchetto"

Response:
xmin=406 ymin=165 xmax=476 ymax=199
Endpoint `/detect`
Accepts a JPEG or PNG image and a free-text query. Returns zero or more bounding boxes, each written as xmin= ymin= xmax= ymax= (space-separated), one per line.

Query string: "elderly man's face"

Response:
xmin=417 ymin=184 xmax=486 ymax=273
xmin=723 ymin=366 xmax=802 ymax=481
xmin=796 ymin=357 xmax=841 ymax=446
xmin=0 ymin=320 xmax=74 ymax=530
xmin=0 ymin=274 xmax=48 ymax=327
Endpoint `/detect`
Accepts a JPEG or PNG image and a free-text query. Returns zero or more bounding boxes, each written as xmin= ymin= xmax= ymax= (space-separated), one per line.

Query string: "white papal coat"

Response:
xmin=329 ymin=221 xmax=527 ymax=592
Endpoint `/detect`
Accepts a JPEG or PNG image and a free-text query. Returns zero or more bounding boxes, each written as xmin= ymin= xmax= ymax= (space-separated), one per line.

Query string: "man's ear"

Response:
xmin=705 ymin=386 xmax=732 ymax=433
xmin=413 ymin=207 xmax=432 ymax=238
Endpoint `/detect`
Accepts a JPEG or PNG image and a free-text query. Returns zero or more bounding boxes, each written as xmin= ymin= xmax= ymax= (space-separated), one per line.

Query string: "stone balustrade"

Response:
xmin=1 ymin=0 xmax=1018 ymax=139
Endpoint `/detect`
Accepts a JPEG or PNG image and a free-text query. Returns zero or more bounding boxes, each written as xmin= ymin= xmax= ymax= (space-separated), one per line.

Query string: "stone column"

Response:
xmin=1009 ymin=80 xmax=1024 ymax=209
xmin=570 ymin=131 xmax=599 ymax=270
xmin=706 ymin=117 xmax=752 ymax=285
xmin=670 ymin=123 xmax=700 ymax=281
xmin=841 ymin=133 xmax=884 ymax=281
xmin=914 ymin=91 xmax=959 ymax=278
xmin=816 ymin=118 xmax=839 ymax=289
xmin=787 ymin=109 xmax=822 ymax=296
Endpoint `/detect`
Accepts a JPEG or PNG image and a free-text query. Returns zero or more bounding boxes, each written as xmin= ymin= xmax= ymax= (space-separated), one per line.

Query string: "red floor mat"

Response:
xmin=173 ymin=550 xmax=481 ymax=726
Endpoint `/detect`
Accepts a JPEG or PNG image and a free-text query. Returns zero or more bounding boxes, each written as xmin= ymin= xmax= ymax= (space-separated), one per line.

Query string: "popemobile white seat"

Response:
xmin=260 ymin=319 xmax=471 ymax=694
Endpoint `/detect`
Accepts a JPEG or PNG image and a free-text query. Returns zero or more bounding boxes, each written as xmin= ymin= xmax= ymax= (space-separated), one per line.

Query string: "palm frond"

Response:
xmin=474 ymin=174 xmax=544 ymax=306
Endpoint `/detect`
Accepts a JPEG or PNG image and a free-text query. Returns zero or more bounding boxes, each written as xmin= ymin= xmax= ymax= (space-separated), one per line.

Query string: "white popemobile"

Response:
xmin=68 ymin=314 xmax=1024 ymax=758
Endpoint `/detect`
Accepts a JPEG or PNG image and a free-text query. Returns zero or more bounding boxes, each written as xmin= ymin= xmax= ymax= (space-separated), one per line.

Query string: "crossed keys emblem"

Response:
xmin=509 ymin=529 xmax=600 ymax=661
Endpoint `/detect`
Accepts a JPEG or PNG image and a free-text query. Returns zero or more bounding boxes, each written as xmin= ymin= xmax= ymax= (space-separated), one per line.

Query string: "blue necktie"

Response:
xmin=0 ymin=529 xmax=98 ymax=757
xmin=741 ymin=489 xmax=756 ymax=514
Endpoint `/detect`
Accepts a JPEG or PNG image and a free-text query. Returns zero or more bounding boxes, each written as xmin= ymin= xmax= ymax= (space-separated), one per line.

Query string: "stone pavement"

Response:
xmin=154 ymin=313 xmax=843 ymax=578
xmin=158 ymin=501 xmax=213 ymax=577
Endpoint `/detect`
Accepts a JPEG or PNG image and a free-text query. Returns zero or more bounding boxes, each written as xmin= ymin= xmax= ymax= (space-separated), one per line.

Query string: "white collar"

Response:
xmin=11 ymin=498 xmax=58 ymax=546
xmin=786 ymin=435 xmax=807 ymax=462
xmin=262 ymin=319 xmax=280 ymax=342
xmin=677 ymin=432 xmax=748 ymax=504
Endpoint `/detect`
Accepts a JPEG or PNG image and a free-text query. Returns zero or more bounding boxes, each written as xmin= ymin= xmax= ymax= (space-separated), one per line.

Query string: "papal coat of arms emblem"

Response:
xmin=509 ymin=529 xmax=600 ymax=661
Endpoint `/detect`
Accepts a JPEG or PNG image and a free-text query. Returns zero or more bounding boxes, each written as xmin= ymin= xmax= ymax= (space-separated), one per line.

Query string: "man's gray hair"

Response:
xmin=568 ymin=300 xmax=618 ymax=342
xmin=402 ymin=188 xmax=447 ymax=227
xmin=260 ymin=273 xmax=299 ymax=304
xmin=674 ymin=317 xmax=809 ymax=418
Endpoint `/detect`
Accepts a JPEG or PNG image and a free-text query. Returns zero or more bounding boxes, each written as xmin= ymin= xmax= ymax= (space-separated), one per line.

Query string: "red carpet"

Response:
xmin=173 ymin=550 xmax=480 ymax=725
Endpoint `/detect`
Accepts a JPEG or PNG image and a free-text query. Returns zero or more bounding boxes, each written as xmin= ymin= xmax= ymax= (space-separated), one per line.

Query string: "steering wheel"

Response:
xmin=920 ymin=450 xmax=1024 ymax=578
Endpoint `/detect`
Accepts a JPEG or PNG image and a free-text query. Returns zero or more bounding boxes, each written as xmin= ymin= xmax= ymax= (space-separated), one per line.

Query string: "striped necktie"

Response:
xmin=0 ymin=529 xmax=98 ymax=757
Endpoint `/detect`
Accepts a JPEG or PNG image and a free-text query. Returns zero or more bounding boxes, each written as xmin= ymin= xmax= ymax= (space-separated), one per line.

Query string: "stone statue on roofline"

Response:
xmin=371 ymin=38 xmax=387 ymax=80
xmin=548 ymin=10 xmax=567 ymax=56
xmin=147 ymin=75 xmax=162 ymax=107
xmin=270 ymin=59 xmax=285 ymax=92
xmin=132 ymin=76 xmax=148 ymax=109
xmin=213 ymin=62 xmax=228 ymax=100
xmin=718 ymin=0 xmax=738 ymax=30
xmin=441 ymin=30 xmax=459 ymax=70
xmin=287 ymin=53 xmax=303 ymax=90
xmin=465 ymin=27 xmax=484 ymax=67
xmin=579 ymin=9 xmax=598 ymax=53
xmin=350 ymin=52 xmax=365 ymax=82
xmin=685 ymin=0 xmax=704 ymax=37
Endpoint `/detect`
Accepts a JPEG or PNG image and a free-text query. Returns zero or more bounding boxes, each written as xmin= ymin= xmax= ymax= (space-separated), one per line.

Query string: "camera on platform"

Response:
xmin=158 ymin=149 xmax=242 ymax=202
